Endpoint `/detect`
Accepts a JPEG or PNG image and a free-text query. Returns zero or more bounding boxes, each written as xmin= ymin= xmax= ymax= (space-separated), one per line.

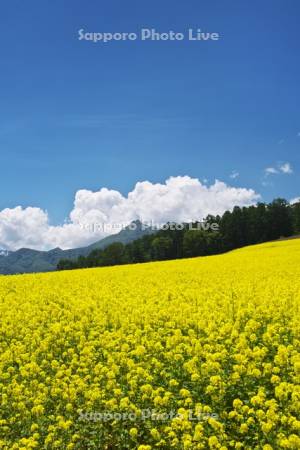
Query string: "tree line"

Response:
xmin=57 ymin=198 xmax=300 ymax=270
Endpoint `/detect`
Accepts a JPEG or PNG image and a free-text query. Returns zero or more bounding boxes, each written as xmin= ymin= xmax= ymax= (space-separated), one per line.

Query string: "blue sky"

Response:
xmin=0 ymin=0 xmax=299 ymax=230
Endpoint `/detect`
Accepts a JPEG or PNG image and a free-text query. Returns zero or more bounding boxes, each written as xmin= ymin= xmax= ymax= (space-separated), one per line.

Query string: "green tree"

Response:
xmin=267 ymin=198 xmax=293 ymax=240
xmin=101 ymin=242 xmax=126 ymax=266
xmin=151 ymin=236 xmax=173 ymax=260
xmin=183 ymin=230 xmax=209 ymax=257
xmin=291 ymin=201 xmax=300 ymax=233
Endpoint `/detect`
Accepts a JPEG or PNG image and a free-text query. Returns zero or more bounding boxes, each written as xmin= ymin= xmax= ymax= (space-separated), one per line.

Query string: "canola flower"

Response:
xmin=0 ymin=239 xmax=300 ymax=449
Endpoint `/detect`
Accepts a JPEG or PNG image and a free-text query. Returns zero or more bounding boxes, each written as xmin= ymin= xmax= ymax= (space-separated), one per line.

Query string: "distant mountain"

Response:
xmin=0 ymin=221 xmax=155 ymax=275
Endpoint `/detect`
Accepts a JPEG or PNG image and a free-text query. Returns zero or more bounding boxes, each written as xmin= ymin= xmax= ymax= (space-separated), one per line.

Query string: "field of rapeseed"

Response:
xmin=0 ymin=239 xmax=300 ymax=450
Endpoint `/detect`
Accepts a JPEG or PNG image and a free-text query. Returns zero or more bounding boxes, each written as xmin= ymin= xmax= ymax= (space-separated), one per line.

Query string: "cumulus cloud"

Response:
xmin=0 ymin=176 xmax=260 ymax=251
xmin=290 ymin=197 xmax=300 ymax=205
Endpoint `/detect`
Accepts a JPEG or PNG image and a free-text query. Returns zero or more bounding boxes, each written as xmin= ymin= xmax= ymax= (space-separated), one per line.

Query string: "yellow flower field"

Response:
xmin=0 ymin=239 xmax=300 ymax=449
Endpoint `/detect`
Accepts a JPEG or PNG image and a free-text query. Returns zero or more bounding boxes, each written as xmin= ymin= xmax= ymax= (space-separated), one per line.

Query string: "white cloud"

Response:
xmin=290 ymin=197 xmax=300 ymax=205
xmin=264 ymin=162 xmax=293 ymax=176
xmin=279 ymin=162 xmax=293 ymax=174
xmin=265 ymin=167 xmax=279 ymax=175
xmin=229 ymin=171 xmax=239 ymax=179
xmin=0 ymin=176 xmax=260 ymax=251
